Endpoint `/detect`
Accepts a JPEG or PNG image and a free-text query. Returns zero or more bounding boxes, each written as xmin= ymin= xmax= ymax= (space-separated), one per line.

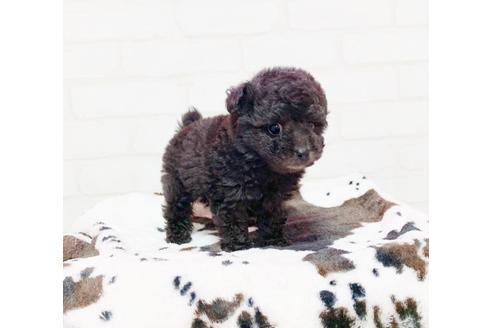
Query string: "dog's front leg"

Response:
xmin=212 ymin=202 xmax=252 ymax=252
xmin=256 ymin=204 xmax=290 ymax=247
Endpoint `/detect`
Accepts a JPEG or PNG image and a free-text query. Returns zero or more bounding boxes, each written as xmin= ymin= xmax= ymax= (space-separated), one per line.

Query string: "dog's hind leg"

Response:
xmin=162 ymin=173 xmax=193 ymax=244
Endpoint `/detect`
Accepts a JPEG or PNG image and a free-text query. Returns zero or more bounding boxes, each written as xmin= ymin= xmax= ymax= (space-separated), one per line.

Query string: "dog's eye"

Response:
xmin=267 ymin=123 xmax=282 ymax=135
xmin=308 ymin=122 xmax=315 ymax=129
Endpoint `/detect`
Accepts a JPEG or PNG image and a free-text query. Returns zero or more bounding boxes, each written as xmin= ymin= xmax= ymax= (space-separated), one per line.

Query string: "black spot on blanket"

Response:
xmin=349 ymin=283 xmax=366 ymax=300
xmin=102 ymin=235 xmax=116 ymax=242
xmin=354 ymin=300 xmax=367 ymax=319
xmin=254 ymin=307 xmax=274 ymax=328
xmin=319 ymin=290 xmax=336 ymax=308
xmin=78 ymin=232 xmax=92 ymax=239
xmin=108 ymin=276 xmax=116 ymax=284
xmin=173 ymin=276 xmax=181 ymax=289
xmin=384 ymin=222 xmax=420 ymax=240
xmin=191 ymin=318 xmax=210 ymax=328
xmin=329 ymin=280 xmax=337 ymax=286
xmin=376 ymin=247 xmax=403 ymax=271
xmin=156 ymin=227 xmax=165 ymax=232
xmin=140 ymin=258 xmax=148 ymax=262
xmin=208 ymin=251 xmax=222 ymax=257
xmin=180 ymin=282 xmax=192 ymax=295
xmin=320 ymin=307 xmax=354 ymax=328
xmin=80 ymin=267 xmax=94 ymax=279
xmin=242 ymin=261 xmax=249 ymax=265
xmin=247 ymin=297 xmax=254 ymax=307
xmin=99 ymin=226 xmax=111 ymax=231
xmin=152 ymin=257 xmax=166 ymax=261
xmin=222 ymin=260 xmax=233 ymax=266
xmin=189 ymin=291 xmax=196 ymax=305
xmin=372 ymin=268 xmax=379 ymax=277
xmin=99 ymin=310 xmax=112 ymax=321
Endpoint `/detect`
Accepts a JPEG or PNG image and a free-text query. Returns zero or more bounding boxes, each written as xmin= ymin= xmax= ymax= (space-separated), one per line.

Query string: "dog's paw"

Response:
xmin=256 ymin=236 xmax=291 ymax=248
xmin=166 ymin=233 xmax=192 ymax=245
xmin=220 ymin=240 xmax=253 ymax=252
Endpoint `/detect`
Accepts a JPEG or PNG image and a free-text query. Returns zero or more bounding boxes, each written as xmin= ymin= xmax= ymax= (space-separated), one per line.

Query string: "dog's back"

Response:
xmin=162 ymin=109 xmax=228 ymax=201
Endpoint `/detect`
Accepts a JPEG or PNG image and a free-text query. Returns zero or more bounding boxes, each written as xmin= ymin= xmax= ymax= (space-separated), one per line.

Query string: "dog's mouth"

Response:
xmin=281 ymin=159 xmax=315 ymax=172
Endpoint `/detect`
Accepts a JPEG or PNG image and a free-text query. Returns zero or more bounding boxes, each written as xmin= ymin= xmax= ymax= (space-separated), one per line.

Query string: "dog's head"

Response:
xmin=226 ymin=67 xmax=328 ymax=174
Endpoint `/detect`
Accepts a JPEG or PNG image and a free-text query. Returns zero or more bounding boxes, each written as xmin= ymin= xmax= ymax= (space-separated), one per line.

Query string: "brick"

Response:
xmin=78 ymin=156 xmax=159 ymax=195
xmin=408 ymin=201 xmax=428 ymax=214
xmin=243 ymin=33 xmax=340 ymax=71
xmin=287 ymin=0 xmax=393 ymax=29
xmin=374 ymin=170 xmax=428 ymax=203
xmin=343 ymin=28 xmax=428 ymax=64
xmin=337 ymin=101 xmax=428 ymax=139
xmin=132 ymin=115 xmax=181 ymax=155
xmin=324 ymin=108 xmax=342 ymax=143
xmin=121 ymin=39 xmax=242 ymax=76
xmin=395 ymin=137 xmax=428 ymax=170
xmin=318 ymin=67 xmax=398 ymax=103
xmin=187 ymin=74 xmax=247 ymax=116
xmin=304 ymin=139 xmax=399 ymax=179
xmin=399 ymin=63 xmax=428 ymax=98
xmin=64 ymin=44 xmax=121 ymax=78
xmin=134 ymin=156 xmax=163 ymax=193
xmin=64 ymin=161 xmax=80 ymax=197
xmin=64 ymin=118 xmax=133 ymax=159
xmin=70 ymin=81 xmax=186 ymax=119
xmin=63 ymin=195 xmax=107 ymax=232
xmin=396 ymin=0 xmax=428 ymax=26
xmin=64 ymin=0 xmax=178 ymax=42
xmin=176 ymin=0 xmax=279 ymax=36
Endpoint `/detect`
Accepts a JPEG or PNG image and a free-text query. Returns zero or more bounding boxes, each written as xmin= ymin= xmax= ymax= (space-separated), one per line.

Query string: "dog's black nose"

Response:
xmin=295 ymin=148 xmax=309 ymax=161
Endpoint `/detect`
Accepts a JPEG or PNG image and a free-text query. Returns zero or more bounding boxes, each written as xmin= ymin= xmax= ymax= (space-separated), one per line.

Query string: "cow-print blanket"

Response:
xmin=63 ymin=175 xmax=428 ymax=328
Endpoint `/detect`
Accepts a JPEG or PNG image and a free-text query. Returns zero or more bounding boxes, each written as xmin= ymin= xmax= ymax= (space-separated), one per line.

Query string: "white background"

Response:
xmin=63 ymin=0 xmax=428 ymax=230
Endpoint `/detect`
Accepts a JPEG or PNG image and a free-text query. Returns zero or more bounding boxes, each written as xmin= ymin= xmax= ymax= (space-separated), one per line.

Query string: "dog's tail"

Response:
xmin=180 ymin=107 xmax=202 ymax=127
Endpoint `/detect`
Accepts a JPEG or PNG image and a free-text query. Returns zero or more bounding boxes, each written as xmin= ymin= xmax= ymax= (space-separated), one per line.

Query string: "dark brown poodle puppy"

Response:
xmin=162 ymin=67 xmax=328 ymax=251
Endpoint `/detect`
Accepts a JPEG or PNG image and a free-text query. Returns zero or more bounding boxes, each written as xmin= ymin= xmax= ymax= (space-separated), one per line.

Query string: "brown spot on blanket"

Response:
xmin=237 ymin=311 xmax=253 ymax=328
xmin=393 ymin=297 xmax=422 ymax=328
xmin=196 ymin=293 xmax=244 ymax=323
xmin=423 ymin=239 xmax=429 ymax=258
xmin=284 ymin=189 xmax=393 ymax=251
xmin=303 ymin=248 xmax=355 ymax=277
xmin=63 ymin=274 xmax=103 ymax=313
xmin=63 ymin=235 xmax=99 ymax=261
xmin=375 ymin=241 xmax=427 ymax=280
xmin=373 ymin=306 xmax=384 ymax=328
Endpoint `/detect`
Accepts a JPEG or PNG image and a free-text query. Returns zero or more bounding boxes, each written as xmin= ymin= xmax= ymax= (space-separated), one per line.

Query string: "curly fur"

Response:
xmin=162 ymin=67 xmax=328 ymax=251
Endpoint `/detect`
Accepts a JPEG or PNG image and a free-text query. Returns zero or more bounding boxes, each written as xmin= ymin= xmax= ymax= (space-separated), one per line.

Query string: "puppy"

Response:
xmin=162 ymin=67 xmax=328 ymax=251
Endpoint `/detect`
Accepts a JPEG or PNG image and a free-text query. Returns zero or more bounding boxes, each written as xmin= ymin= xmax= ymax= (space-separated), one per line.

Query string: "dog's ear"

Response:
xmin=226 ymin=82 xmax=254 ymax=115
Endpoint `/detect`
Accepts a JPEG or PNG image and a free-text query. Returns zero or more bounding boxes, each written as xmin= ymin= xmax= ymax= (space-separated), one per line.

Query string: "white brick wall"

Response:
xmin=64 ymin=0 xmax=428 ymax=231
